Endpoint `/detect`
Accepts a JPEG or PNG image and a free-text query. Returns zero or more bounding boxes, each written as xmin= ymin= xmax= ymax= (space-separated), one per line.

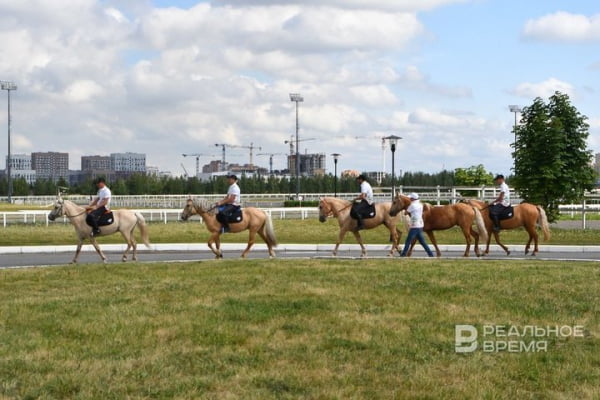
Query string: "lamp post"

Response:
xmin=508 ymin=105 xmax=521 ymax=145
xmin=331 ymin=153 xmax=340 ymax=197
xmin=1 ymin=81 xmax=16 ymax=203
xmin=290 ymin=93 xmax=303 ymax=200
xmin=383 ymin=135 xmax=401 ymax=198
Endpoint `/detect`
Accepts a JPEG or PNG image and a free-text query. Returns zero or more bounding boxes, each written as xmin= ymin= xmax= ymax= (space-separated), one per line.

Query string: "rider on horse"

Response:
xmin=489 ymin=174 xmax=511 ymax=232
xmin=86 ymin=177 xmax=111 ymax=236
xmin=216 ymin=174 xmax=241 ymax=233
xmin=350 ymin=174 xmax=373 ymax=231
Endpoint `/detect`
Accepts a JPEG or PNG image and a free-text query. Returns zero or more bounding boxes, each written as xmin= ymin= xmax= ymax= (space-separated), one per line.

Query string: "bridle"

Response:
xmin=54 ymin=201 xmax=87 ymax=218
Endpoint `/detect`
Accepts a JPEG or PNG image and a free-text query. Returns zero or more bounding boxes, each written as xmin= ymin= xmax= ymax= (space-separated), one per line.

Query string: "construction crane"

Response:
xmin=284 ymin=136 xmax=316 ymax=155
xmin=182 ymin=153 xmax=215 ymax=176
xmin=257 ymin=153 xmax=284 ymax=175
xmin=215 ymin=142 xmax=262 ymax=169
xmin=180 ymin=163 xmax=189 ymax=179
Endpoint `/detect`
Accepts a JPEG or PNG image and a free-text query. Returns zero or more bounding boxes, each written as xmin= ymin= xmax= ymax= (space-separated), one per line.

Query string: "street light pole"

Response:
xmin=508 ymin=105 xmax=521 ymax=146
xmin=290 ymin=93 xmax=303 ymax=200
xmin=331 ymin=153 xmax=340 ymax=197
xmin=1 ymin=81 xmax=17 ymax=203
xmin=383 ymin=135 xmax=401 ymax=199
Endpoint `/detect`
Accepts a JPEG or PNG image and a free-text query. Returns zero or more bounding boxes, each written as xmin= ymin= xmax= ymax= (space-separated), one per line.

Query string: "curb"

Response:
xmin=1 ymin=243 xmax=600 ymax=254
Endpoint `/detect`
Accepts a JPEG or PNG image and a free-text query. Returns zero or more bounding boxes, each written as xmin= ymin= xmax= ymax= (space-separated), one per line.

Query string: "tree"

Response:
xmin=512 ymin=91 xmax=595 ymax=222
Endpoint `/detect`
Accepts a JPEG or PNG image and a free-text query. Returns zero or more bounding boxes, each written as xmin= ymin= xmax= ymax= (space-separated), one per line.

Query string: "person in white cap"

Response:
xmin=216 ymin=174 xmax=241 ymax=233
xmin=400 ymin=192 xmax=434 ymax=257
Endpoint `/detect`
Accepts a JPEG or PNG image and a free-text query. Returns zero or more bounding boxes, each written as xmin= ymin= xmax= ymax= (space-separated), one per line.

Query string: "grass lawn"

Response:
xmin=0 ymin=259 xmax=598 ymax=399
xmin=0 ymin=218 xmax=598 ymax=247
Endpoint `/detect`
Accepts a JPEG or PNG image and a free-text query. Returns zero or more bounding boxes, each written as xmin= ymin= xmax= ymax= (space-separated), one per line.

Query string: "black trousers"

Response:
xmin=86 ymin=206 xmax=107 ymax=231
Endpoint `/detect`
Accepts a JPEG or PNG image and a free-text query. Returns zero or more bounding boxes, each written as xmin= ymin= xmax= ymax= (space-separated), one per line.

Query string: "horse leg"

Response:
xmin=241 ymin=230 xmax=257 ymax=258
xmin=386 ymin=225 xmax=398 ymax=257
xmin=351 ymin=231 xmax=367 ymax=257
xmin=426 ymin=231 xmax=441 ymax=257
xmin=90 ymin=238 xmax=107 ymax=263
xmin=492 ymin=231 xmax=510 ymax=256
xmin=333 ymin=229 xmax=348 ymax=256
xmin=470 ymin=227 xmax=480 ymax=257
xmin=257 ymin=229 xmax=275 ymax=258
xmin=407 ymin=239 xmax=417 ymax=257
xmin=72 ymin=239 xmax=84 ymax=264
xmin=119 ymin=231 xmax=135 ymax=262
xmin=525 ymin=225 xmax=539 ymax=256
xmin=208 ymin=232 xmax=222 ymax=259
xmin=460 ymin=227 xmax=471 ymax=257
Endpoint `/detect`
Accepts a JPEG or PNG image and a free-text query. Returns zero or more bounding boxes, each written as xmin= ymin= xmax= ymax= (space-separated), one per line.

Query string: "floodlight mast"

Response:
xmin=290 ymin=93 xmax=304 ymax=199
xmin=1 ymin=80 xmax=17 ymax=203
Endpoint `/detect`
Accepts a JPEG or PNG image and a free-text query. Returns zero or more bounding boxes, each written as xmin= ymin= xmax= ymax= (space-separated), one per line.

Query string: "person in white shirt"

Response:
xmin=351 ymin=174 xmax=374 ymax=230
xmin=86 ymin=177 xmax=112 ymax=236
xmin=400 ymin=193 xmax=434 ymax=257
xmin=216 ymin=174 xmax=241 ymax=233
xmin=489 ymin=174 xmax=511 ymax=232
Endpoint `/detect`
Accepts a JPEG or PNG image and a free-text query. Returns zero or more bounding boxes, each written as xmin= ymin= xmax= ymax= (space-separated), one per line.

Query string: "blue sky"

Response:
xmin=0 ymin=0 xmax=598 ymax=178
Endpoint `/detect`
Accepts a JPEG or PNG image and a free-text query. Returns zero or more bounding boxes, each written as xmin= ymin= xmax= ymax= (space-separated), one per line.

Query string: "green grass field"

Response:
xmin=0 ymin=259 xmax=598 ymax=399
xmin=0 ymin=218 xmax=599 ymax=247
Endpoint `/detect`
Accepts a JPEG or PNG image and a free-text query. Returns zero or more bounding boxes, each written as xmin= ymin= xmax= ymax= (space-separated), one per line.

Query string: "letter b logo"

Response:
xmin=455 ymin=325 xmax=478 ymax=353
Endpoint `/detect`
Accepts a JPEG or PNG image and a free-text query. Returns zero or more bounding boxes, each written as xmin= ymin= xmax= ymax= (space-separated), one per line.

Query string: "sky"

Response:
xmin=0 ymin=0 xmax=599 ymax=178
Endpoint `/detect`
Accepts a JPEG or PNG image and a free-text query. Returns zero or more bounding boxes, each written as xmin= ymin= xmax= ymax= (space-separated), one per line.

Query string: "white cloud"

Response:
xmin=510 ymin=78 xmax=575 ymax=99
xmin=63 ymin=80 xmax=105 ymax=103
xmin=219 ymin=0 xmax=470 ymax=13
xmin=522 ymin=11 xmax=600 ymax=42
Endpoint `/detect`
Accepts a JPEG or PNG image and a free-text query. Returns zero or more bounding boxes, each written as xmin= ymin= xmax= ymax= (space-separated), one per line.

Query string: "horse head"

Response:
xmin=180 ymin=198 xmax=197 ymax=221
xmin=318 ymin=197 xmax=332 ymax=223
xmin=389 ymin=193 xmax=411 ymax=216
xmin=48 ymin=198 xmax=65 ymax=221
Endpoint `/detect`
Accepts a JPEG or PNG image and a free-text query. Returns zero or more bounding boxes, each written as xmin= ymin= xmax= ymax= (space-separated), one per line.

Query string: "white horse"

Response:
xmin=48 ymin=197 xmax=150 ymax=263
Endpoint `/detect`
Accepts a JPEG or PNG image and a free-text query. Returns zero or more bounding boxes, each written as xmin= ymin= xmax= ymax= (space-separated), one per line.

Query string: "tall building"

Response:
xmin=82 ymin=155 xmax=111 ymax=171
xmin=80 ymin=155 xmax=113 ymax=183
xmin=287 ymin=153 xmax=326 ymax=176
xmin=111 ymin=152 xmax=146 ymax=178
xmin=5 ymin=154 xmax=36 ymax=184
xmin=31 ymin=152 xmax=69 ymax=182
xmin=111 ymin=152 xmax=146 ymax=172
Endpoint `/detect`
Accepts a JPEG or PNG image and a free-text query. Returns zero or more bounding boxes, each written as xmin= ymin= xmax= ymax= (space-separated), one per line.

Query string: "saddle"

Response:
xmin=86 ymin=210 xmax=115 ymax=227
xmin=217 ymin=206 xmax=243 ymax=224
xmin=350 ymin=203 xmax=376 ymax=220
xmin=492 ymin=205 xmax=514 ymax=221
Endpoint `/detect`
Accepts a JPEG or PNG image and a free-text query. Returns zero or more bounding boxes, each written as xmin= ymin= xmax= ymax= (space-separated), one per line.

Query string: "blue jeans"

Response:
xmin=401 ymin=228 xmax=434 ymax=257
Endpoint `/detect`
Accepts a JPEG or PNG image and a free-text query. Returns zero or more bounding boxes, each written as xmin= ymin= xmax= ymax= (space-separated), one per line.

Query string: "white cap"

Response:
xmin=408 ymin=192 xmax=419 ymax=200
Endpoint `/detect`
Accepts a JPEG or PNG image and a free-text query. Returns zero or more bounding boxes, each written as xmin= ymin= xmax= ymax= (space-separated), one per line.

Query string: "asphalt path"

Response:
xmin=1 ymin=244 xmax=599 ymax=269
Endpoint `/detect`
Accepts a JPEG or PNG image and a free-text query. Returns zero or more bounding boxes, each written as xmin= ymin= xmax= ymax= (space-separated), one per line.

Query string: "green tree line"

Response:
xmin=1 ymin=170 xmax=461 ymax=197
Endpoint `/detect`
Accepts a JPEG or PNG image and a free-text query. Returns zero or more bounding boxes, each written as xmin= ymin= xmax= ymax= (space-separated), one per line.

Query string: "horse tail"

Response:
xmin=135 ymin=212 xmax=151 ymax=248
xmin=472 ymin=206 xmax=488 ymax=243
xmin=536 ymin=206 xmax=551 ymax=241
xmin=263 ymin=212 xmax=278 ymax=247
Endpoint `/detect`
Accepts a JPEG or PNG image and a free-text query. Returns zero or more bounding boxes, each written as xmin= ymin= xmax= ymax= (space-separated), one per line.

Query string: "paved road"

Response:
xmin=1 ymin=244 xmax=599 ymax=269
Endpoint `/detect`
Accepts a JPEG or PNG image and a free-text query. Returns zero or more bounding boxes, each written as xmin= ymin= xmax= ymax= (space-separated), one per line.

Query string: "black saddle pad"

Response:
xmin=217 ymin=207 xmax=243 ymax=224
xmin=351 ymin=203 xmax=376 ymax=220
xmin=495 ymin=205 xmax=514 ymax=221
xmin=86 ymin=211 xmax=115 ymax=227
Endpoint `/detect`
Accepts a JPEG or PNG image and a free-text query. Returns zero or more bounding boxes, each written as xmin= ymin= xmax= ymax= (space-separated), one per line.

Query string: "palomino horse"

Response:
xmin=48 ymin=197 xmax=150 ymax=263
xmin=389 ymin=194 xmax=488 ymax=257
xmin=462 ymin=199 xmax=551 ymax=256
xmin=318 ymin=196 xmax=404 ymax=257
xmin=180 ymin=197 xmax=277 ymax=259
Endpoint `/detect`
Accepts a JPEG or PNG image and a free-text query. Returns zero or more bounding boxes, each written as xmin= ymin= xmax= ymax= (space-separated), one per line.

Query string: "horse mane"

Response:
xmin=192 ymin=198 xmax=218 ymax=215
